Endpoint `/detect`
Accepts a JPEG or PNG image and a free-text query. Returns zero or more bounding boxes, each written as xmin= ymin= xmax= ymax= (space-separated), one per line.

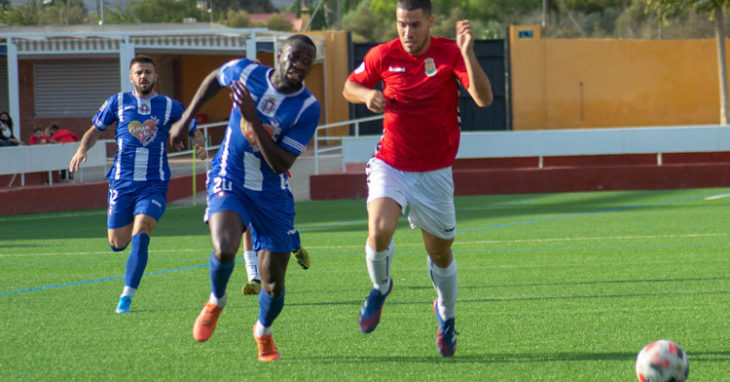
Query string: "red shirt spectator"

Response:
xmin=47 ymin=124 xmax=80 ymax=143
xmin=29 ymin=127 xmax=51 ymax=145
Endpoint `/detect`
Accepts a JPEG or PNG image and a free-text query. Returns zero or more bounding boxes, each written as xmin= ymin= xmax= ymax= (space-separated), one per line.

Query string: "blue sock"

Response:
xmin=209 ymin=252 xmax=235 ymax=299
xmin=258 ymin=288 xmax=285 ymax=327
xmin=124 ymin=233 xmax=150 ymax=289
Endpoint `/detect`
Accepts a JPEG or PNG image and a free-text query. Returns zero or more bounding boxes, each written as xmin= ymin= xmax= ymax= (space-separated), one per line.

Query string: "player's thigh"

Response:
xmin=406 ymin=167 xmax=456 ymax=241
xmin=366 ymin=158 xmax=407 ymax=245
xmin=367 ymin=197 xmax=402 ymax=250
xmin=247 ymin=190 xmax=296 ymax=255
xmin=205 ymin=188 xmax=250 ymax=258
xmin=132 ymin=181 xmax=168 ymax=224
xmin=208 ymin=211 xmax=245 ymax=260
xmin=107 ymin=181 xmax=136 ymax=231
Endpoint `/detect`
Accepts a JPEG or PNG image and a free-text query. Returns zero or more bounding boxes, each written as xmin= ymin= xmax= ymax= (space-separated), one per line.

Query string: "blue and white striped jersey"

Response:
xmin=212 ymin=58 xmax=320 ymax=192
xmin=93 ymin=92 xmax=185 ymax=182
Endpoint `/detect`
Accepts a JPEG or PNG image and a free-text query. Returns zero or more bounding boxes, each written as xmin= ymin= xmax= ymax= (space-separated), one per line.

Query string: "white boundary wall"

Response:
xmin=0 ymin=142 xmax=106 ymax=185
xmin=341 ymin=125 xmax=730 ymax=166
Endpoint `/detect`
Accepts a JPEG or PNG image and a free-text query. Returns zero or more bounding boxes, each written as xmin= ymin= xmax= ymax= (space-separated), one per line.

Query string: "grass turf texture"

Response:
xmin=1 ymin=188 xmax=729 ymax=380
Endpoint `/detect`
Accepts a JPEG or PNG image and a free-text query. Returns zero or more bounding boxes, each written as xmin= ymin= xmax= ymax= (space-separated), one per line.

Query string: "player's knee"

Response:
xmin=109 ymin=241 xmax=129 ymax=252
xmin=369 ymin=231 xmax=394 ymax=252
xmin=262 ymin=281 xmax=284 ymax=298
xmin=212 ymin=245 xmax=237 ymax=263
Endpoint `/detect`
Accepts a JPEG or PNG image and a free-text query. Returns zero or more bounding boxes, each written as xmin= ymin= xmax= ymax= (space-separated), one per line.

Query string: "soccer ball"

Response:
xmin=635 ymin=340 xmax=689 ymax=382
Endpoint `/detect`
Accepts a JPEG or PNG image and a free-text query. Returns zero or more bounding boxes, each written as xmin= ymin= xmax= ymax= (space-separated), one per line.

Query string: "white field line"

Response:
xmin=2 ymin=232 xmax=726 ymax=258
xmin=705 ymin=193 xmax=730 ymax=200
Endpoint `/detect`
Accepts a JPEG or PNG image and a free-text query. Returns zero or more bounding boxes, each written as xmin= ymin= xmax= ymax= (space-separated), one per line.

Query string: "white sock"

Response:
xmin=365 ymin=240 xmax=393 ymax=292
xmin=254 ymin=319 xmax=272 ymax=337
xmin=428 ymin=256 xmax=458 ymax=320
xmin=121 ymin=286 xmax=136 ymax=297
xmin=208 ymin=292 xmax=227 ymax=308
xmin=243 ymin=250 xmax=259 ymax=281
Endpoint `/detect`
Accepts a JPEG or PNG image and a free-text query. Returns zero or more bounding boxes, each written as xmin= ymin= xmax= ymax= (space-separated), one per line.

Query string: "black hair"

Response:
xmin=397 ymin=0 xmax=431 ymax=13
xmin=283 ymin=34 xmax=316 ymax=53
xmin=0 ymin=111 xmax=12 ymax=128
xmin=129 ymin=55 xmax=156 ymax=70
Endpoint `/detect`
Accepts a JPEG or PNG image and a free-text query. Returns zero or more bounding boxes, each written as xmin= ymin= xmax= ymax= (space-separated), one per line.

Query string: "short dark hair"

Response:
xmin=129 ymin=55 xmax=156 ymax=70
xmin=397 ymin=0 xmax=431 ymax=13
xmin=283 ymin=34 xmax=316 ymax=53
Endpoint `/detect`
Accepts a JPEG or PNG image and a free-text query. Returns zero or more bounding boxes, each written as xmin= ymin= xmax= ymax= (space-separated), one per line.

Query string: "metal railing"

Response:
xmin=312 ymin=115 xmax=383 ymax=174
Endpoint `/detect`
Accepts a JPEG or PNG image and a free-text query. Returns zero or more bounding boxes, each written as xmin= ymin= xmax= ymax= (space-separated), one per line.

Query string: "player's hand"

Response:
xmin=69 ymin=151 xmax=87 ymax=172
xmin=365 ymin=89 xmax=386 ymax=114
xmin=230 ymin=81 xmax=257 ymax=120
xmin=194 ymin=143 xmax=207 ymax=160
xmin=456 ymin=20 xmax=474 ymax=56
xmin=169 ymin=119 xmax=189 ymax=151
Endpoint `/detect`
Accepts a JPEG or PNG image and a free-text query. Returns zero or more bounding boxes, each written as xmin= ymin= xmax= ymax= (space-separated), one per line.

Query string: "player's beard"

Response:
xmin=135 ymin=81 xmax=154 ymax=97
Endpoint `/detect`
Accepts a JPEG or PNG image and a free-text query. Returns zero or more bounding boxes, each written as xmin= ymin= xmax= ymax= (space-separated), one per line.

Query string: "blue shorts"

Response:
xmin=204 ymin=176 xmax=296 ymax=253
xmin=107 ymin=179 xmax=168 ymax=229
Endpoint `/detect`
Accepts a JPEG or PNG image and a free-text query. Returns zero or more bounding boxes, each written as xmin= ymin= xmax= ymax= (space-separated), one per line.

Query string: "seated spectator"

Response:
xmin=0 ymin=111 xmax=24 ymax=146
xmin=29 ymin=127 xmax=52 ymax=145
xmin=47 ymin=124 xmax=79 ymax=143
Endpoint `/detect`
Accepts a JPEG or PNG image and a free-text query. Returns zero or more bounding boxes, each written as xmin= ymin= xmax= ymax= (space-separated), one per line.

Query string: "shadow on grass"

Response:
xmin=288 ymin=351 xmax=637 ymax=363
xmin=465 ymin=275 xmax=730 ymax=290
xmin=288 ymin=351 xmax=730 ymax=364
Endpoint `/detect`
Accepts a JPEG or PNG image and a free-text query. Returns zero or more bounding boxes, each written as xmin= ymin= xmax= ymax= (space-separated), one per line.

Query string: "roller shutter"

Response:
xmin=0 ymin=63 xmax=8 ymax=113
xmin=34 ymin=61 xmax=119 ymax=118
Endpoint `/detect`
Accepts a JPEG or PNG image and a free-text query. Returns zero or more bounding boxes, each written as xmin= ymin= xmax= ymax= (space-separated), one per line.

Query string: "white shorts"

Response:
xmin=366 ymin=157 xmax=456 ymax=240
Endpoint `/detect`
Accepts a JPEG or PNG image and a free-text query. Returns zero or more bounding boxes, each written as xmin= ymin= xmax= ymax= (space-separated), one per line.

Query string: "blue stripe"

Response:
xmin=0 ymin=260 xmax=243 ymax=297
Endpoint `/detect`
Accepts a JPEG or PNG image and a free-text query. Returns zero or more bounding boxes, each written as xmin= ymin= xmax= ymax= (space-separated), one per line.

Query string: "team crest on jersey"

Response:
xmin=128 ymin=116 xmax=159 ymax=146
xmin=424 ymin=57 xmax=437 ymax=77
xmin=260 ymin=97 xmax=278 ymax=117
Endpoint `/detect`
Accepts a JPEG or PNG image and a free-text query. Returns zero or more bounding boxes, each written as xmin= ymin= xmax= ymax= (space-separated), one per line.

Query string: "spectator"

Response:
xmin=0 ymin=111 xmax=24 ymax=146
xmin=29 ymin=127 xmax=52 ymax=145
xmin=47 ymin=124 xmax=80 ymax=143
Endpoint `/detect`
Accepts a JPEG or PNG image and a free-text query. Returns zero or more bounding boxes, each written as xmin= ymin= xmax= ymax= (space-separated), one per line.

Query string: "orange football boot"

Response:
xmin=193 ymin=302 xmax=223 ymax=342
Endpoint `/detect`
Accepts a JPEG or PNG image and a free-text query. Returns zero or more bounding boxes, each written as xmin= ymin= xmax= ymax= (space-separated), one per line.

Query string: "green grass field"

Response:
xmin=2 ymin=188 xmax=729 ymax=381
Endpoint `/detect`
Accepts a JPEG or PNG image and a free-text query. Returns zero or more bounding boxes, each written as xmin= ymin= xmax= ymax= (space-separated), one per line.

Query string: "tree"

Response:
xmin=646 ymin=0 xmax=730 ymax=124
xmin=0 ymin=0 xmax=90 ymax=26
xmin=266 ymin=14 xmax=293 ymax=31
xmin=105 ymin=0 xmax=199 ymax=24
xmin=215 ymin=0 xmax=276 ymax=13
xmin=225 ymin=8 xmax=251 ymax=27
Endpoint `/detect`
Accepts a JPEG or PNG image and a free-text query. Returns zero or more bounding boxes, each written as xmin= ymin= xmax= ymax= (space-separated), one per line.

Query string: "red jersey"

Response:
xmin=52 ymin=129 xmax=79 ymax=143
xmin=29 ymin=135 xmax=50 ymax=145
xmin=348 ymin=37 xmax=469 ymax=171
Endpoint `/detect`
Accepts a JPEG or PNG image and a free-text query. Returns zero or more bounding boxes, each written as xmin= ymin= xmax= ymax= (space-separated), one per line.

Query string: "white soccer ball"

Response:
xmin=635 ymin=339 xmax=689 ymax=382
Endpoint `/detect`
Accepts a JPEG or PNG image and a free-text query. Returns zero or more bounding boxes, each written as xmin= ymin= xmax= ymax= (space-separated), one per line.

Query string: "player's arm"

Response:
xmin=169 ymin=69 xmax=224 ymax=151
xmin=192 ymin=129 xmax=207 ymax=160
xmin=343 ymin=80 xmax=386 ymax=114
xmin=456 ymin=20 xmax=493 ymax=107
xmin=231 ymin=81 xmax=297 ymax=174
xmin=69 ymin=126 xmax=103 ymax=172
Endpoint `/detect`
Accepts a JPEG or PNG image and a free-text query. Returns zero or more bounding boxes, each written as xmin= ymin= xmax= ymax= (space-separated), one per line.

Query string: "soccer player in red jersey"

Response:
xmin=342 ymin=0 xmax=493 ymax=357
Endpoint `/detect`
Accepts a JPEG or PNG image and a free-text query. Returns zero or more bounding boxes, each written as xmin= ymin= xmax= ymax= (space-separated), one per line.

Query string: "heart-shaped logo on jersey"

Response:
xmin=129 ymin=118 xmax=158 ymax=146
